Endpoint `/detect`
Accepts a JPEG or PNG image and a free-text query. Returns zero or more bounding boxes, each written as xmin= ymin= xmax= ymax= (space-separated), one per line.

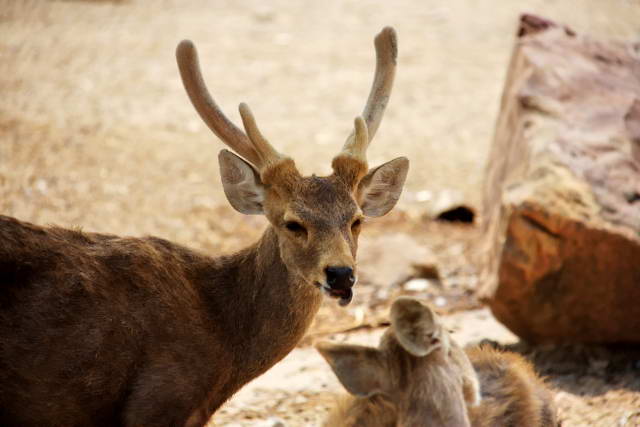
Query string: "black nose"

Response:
xmin=325 ymin=266 xmax=355 ymax=289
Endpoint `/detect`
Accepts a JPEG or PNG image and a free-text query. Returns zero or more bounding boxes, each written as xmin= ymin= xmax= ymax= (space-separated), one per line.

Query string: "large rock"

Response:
xmin=478 ymin=14 xmax=640 ymax=344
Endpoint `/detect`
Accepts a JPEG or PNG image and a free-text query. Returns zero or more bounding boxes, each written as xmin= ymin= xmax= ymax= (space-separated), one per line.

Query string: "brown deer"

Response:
xmin=318 ymin=297 xmax=558 ymax=427
xmin=0 ymin=27 xmax=407 ymax=427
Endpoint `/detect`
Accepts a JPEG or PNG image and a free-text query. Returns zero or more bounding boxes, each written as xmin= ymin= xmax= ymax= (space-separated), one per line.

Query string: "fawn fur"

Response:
xmin=318 ymin=297 xmax=558 ymax=427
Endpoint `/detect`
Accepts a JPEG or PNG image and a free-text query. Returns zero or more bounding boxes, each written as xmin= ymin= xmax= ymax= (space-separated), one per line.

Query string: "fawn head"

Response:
xmin=176 ymin=28 xmax=408 ymax=306
xmin=317 ymin=297 xmax=467 ymax=426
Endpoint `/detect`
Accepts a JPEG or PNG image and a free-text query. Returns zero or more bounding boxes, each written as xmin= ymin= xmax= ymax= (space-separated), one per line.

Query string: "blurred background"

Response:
xmin=2 ymin=0 xmax=640 ymax=425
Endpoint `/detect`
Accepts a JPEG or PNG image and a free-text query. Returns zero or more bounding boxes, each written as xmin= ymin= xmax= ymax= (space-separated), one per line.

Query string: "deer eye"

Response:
xmin=351 ymin=218 xmax=362 ymax=230
xmin=285 ymin=221 xmax=307 ymax=234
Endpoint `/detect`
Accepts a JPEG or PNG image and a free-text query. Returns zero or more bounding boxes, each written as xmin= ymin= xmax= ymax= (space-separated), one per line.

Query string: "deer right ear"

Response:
xmin=218 ymin=149 xmax=266 ymax=215
xmin=316 ymin=341 xmax=388 ymax=397
xmin=357 ymin=157 xmax=409 ymax=217
xmin=391 ymin=297 xmax=438 ymax=357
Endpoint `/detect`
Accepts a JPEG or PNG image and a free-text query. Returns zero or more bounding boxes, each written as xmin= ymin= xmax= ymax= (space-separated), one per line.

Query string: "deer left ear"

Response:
xmin=316 ymin=341 xmax=389 ymax=397
xmin=218 ymin=149 xmax=266 ymax=215
xmin=357 ymin=157 xmax=409 ymax=217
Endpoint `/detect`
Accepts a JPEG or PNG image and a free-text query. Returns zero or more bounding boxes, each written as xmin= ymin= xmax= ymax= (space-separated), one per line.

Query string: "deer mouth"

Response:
xmin=315 ymin=282 xmax=353 ymax=306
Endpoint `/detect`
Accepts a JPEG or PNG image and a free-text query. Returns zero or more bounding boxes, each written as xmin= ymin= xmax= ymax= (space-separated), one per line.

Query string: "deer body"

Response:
xmin=0 ymin=217 xmax=319 ymax=426
xmin=318 ymin=298 xmax=558 ymax=427
xmin=0 ymin=28 xmax=408 ymax=426
xmin=466 ymin=345 xmax=558 ymax=427
xmin=322 ymin=347 xmax=558 ymax=427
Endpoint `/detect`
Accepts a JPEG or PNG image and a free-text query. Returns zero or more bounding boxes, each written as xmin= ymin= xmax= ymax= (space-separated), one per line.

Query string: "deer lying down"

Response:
xmin=0 ymin=28 xmax=407 ymax=427
xmin=317 ymin=297 xmax=558 ymax=427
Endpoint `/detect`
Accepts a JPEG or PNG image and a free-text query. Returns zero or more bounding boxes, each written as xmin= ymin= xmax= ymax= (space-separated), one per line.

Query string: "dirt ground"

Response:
xmin=2 ymin=0 xmax=640 ymax=426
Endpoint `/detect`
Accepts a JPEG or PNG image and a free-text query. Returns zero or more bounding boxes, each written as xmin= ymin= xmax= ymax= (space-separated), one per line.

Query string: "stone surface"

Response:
xmin=478 ymin=14 xmax=640 ymax=344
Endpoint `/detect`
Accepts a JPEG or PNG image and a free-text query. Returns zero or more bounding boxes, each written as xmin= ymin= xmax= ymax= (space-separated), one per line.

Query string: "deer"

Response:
xmin=317 ymin=297 xmax=559 ymax=427
xmin=0 ymin=27 xmax=408 ymax=427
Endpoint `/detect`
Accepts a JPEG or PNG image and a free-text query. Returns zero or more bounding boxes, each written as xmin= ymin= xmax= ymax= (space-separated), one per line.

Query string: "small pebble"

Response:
xmin=404 ymin=278 xmax=431 ymax=292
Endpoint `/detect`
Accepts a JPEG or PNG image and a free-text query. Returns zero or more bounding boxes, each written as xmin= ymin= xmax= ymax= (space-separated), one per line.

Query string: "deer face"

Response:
xmin=266 ymin=173 xmax=363 ymax=305
xmin=177 ymin=28 xmax=406 ymax=306
xmin=217 ymin=149 xmax=408 ymax=305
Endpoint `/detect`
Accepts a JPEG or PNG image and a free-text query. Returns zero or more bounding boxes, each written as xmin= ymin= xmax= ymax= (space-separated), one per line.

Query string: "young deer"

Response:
xmin=318 ymin=297 xmax=558 ymax=427
xmin=0 ymin=28 xmax=408 ymax=427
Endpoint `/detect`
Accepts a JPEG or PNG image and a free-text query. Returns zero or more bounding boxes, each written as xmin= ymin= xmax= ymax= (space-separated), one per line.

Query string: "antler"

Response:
xmin=238 ymin=103 xmax=286 ymax=169
xmin=176 ymin=40 xmax=285 ymax=170
xmin=339 ymin=26 xmax=398 ymax=164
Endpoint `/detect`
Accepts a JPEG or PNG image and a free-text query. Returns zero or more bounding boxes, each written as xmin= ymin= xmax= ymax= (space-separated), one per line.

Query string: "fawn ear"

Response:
xmin=218 ymin=149 xmax=266 ymax=215
xmin=357 ymin=157 xmax=409 ymax=217
xmin=390 ymin=297 xmax=438 ymax=357
xmin=316 ymin=341 xmax=388 ymax=397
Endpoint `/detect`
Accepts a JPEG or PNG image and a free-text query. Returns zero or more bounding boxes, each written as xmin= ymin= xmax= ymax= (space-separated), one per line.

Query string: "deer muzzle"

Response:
xmin=322 ymin=266 xmax=356 ymax=306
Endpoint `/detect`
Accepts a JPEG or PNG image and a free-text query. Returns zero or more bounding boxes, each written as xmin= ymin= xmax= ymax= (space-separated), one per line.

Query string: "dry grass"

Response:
xmin=2 ymin=0 xmax=640 ymax=425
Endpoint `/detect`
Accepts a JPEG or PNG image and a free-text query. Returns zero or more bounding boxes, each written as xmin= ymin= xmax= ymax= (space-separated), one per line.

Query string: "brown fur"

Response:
xmin=466 ymin=345 xmax=558 ymax=427
xmin=320 ymin=299 xmax=558 ymax=427
xmin=0 ymin=214 xmax=321 ymax=426
xmin=324 ymin=394 xmax=397 ymax=427
xmin=386 ymin=334 xmax=473 ymax=426
xmin=331 ymin=155 xmax=369 ymax=190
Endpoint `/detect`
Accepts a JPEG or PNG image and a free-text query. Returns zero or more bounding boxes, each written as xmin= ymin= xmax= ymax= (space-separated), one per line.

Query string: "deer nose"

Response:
xmin=325 ymin=266 xmax=355 ymax=290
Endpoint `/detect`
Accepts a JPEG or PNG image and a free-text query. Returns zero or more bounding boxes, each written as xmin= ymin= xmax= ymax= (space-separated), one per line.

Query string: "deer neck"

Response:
xmin=396 ymin=349 xmax=471 ymax=427
xmin=200 ymin=226 xmax=322 ymax=377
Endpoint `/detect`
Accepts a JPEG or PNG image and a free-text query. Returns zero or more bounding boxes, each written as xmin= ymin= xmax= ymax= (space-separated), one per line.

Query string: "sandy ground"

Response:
xmin=2 ymin=0 xmax=640 ymax=425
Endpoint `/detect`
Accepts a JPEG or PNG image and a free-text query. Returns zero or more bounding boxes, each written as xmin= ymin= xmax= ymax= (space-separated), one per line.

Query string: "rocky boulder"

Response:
xmin=478 ymin=14 xmax=640 ymax=344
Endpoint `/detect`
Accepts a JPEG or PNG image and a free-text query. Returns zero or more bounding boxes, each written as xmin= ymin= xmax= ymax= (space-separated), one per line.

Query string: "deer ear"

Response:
xmin=357 ymin=157 xmax=409 ymax=217
xmin=390 ymin=297 xmax=438 ymax=357
xmin=316 ymin=341 xmax=388 ymax=397
xmin=218 ymin=149 xmax=266 ymax=215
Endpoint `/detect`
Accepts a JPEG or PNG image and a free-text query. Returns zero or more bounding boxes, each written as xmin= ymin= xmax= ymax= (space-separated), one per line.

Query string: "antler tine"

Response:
xmin=238 ymin=103 xmax=285 ymax=169
xmin=342 ymin=117 xmax=369 ymax=159
xmin=341 ymin=27 xmax=397 ymax=160
xmin=176 ymin=40 xmax=261 ymax=166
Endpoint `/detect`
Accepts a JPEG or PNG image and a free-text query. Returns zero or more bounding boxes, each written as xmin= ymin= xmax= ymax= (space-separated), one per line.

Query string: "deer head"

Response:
xmin=316 ymin=297 xmax=449 ymax=397
xmin=176 ymin=28 xmax=408 ymax=306
xmin=317 ymin=297 xmax=472 ymax=426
